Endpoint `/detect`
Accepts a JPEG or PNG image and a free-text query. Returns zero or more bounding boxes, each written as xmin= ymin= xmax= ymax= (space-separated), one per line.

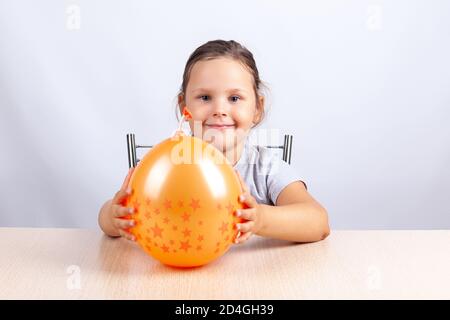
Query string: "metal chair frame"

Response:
xmin=126 ymin=133 xmax=293 ymax=168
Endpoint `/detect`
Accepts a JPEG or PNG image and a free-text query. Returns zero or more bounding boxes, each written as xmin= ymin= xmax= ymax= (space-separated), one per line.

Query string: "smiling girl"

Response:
xmin=99 ymin=40 xmax=330 ymax=244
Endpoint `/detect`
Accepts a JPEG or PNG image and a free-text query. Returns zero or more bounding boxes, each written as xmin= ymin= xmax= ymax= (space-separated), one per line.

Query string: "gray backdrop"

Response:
xmin=1 ymin=0 xmax=449 ymax=229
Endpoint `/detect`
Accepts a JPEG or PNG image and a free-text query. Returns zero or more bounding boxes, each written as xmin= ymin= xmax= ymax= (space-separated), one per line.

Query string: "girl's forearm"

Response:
xmin=256 ymin=203 xmax=330 ymax=242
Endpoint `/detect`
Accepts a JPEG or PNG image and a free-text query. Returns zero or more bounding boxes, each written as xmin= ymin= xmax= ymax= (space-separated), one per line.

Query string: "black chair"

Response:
xmin=126 ymin=133 xmax=293 ymax=168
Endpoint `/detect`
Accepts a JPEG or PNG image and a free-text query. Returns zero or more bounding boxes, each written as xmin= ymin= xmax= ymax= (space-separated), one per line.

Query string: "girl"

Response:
xmin=98 ymin=40 xmax=330 ymax=244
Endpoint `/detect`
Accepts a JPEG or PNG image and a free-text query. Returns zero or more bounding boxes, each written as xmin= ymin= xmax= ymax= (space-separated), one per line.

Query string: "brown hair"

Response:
xmin=176 ymin=40 xmax=267 ymax=127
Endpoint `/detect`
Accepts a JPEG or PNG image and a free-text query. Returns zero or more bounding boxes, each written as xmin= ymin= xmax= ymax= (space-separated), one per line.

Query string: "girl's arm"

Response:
xmin=256 ymin=181 xmax=330 ymax=242
xmin=98 ymin=199 xmax=120 ymax=237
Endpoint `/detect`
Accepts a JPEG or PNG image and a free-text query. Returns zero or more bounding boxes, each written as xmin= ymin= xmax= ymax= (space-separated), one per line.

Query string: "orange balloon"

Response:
xmin=124 ymin=133 xmax=244 ymax=267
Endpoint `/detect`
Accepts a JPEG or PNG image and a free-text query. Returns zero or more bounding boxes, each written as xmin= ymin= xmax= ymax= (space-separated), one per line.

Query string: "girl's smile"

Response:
xmin=204 ymin=123 xmax=236 ymax=130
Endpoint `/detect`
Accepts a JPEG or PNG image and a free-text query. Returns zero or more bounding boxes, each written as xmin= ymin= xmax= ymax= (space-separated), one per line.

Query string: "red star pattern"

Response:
xmin=151 ymin=223 xmax=163 ymax=238
xmin=132 ymin=199 xmax=141 ymax=211
xmin=219 ymin=221 xmax=228 ymax=235
xmin=182 ymin=228 xmax=191 ymax=238
xmin=163 ymin=199 xmax=172 ymax=210
xmin=137 ymin=197 xmax=238 ymax=257
xmin=161 ymin=244 xmax=170 ymax=253
xmin=189 ymin=198 xmax=201 ymax=211
xmin=180 ymin=240 xmax=191 ymax=252
xmin=181 ymin=212 xmax=190 ymax=222
xmin=225 ymin=201 xmax=235 ymax=214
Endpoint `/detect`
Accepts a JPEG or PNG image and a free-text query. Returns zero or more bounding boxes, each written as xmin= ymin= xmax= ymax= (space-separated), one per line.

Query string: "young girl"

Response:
xmin=98 ymin=40 xmax=330 ymax=244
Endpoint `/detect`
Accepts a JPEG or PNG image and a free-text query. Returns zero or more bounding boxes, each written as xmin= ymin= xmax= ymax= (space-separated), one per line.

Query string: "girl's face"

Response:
xmin=182 ymin=58 xmax=263 ymax=157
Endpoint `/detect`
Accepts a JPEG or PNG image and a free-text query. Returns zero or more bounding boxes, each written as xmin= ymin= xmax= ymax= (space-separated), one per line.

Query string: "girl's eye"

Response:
xmin=230 ymin=96 xmax=240 ymax=102
xmin=199 ymin=95 xmax=210 ymax=101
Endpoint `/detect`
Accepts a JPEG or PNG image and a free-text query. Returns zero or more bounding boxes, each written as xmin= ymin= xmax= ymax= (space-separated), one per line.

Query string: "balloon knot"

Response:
xmin=182 ymin=107 xmax=193 ymax=120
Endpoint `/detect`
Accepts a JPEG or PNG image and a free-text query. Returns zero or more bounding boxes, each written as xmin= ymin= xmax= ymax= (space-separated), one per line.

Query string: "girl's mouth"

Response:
xmin=204 ymin=124 xmax=235 ymax=130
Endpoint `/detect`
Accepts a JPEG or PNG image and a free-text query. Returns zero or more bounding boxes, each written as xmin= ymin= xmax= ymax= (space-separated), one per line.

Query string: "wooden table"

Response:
xmin=1 ymin=228 xmax=449 ymax=299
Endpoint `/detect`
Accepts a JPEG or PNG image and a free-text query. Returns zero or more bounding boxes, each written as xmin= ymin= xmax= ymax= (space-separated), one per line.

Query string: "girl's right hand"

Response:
xmin=109 ymin=167 xmax=136 ymax=241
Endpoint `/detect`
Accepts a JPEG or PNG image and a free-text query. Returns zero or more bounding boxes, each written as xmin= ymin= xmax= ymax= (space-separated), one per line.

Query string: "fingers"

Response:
xmin=111 ymin=204 xmax=134 ymax=218
xmin=111 ymin=169 xmax=136 ymax=243
xmin=235 ymin=170 xmax=257 ymax=209
xmin=238 ymin=192 xmax=258 ymax=209
xmin=236 ymin=220 xmax=255 ymax=233
xmin=113 ymin=217 xmax=135 ymax=230
xmin=112 ymin=188 xmax=131 ymax=205
xmin=113 ymin=168 xmax=135 ymax=206
xmin=234 ymin=231 xmax=252 ymax=244
xmin=111 ymin=204 xmax=136 ymax=242
xmin=235 ymin=208 xmax=256 ymax=221
xmin=233 ymin=210 xmax=257 ymax=244
xmin=120 ymin=167 xmax=135 ymax=191
xmin=118 ymin=229 xmax=136 ymax=241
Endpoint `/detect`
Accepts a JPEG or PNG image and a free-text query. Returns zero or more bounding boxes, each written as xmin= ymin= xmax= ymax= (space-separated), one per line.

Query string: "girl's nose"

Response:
xmin=213 ymin=110 xmax=227 ymax=118
xmin=211 ymin=100 xmax=229 ymax=117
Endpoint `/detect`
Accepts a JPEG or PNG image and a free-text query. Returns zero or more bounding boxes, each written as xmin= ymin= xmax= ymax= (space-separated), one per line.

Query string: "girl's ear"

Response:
xmin=252 ymin=95 xmax=265 ymax=126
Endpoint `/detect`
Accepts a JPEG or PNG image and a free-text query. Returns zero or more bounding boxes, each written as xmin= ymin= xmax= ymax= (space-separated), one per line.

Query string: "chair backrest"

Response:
xmin=126 ymin=133 xmax=293 ymax=168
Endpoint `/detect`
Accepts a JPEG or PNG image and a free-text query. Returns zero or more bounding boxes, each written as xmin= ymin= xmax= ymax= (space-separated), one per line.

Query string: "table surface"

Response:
xmin=1 ymin=228 xmax=449 ymax=299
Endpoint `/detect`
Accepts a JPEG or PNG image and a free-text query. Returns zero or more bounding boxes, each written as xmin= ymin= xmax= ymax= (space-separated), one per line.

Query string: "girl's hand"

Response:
xmin=109 ymin=167 xmax=136 ymax=241
xmin=234 ymin=170 xmax=263 ymax=245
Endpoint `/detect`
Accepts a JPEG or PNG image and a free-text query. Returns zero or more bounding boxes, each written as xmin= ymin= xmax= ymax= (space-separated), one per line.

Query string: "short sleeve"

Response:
xmin=266 ymin=156 xmax=307 ymax=205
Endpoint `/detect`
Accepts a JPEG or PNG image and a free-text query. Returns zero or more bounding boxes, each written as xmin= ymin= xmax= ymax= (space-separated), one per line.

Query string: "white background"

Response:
xmin=1 ymin=0 xmax=449 ymax=228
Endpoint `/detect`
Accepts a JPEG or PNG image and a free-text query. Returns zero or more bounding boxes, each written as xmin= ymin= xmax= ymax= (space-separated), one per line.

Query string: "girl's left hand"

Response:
xmin=234 ymin=170 xmax=263 ymax=245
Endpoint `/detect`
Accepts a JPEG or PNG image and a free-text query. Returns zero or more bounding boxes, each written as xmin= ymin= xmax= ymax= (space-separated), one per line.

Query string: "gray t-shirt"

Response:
xmin=233 ymin=139 xmax=307 ymax=205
